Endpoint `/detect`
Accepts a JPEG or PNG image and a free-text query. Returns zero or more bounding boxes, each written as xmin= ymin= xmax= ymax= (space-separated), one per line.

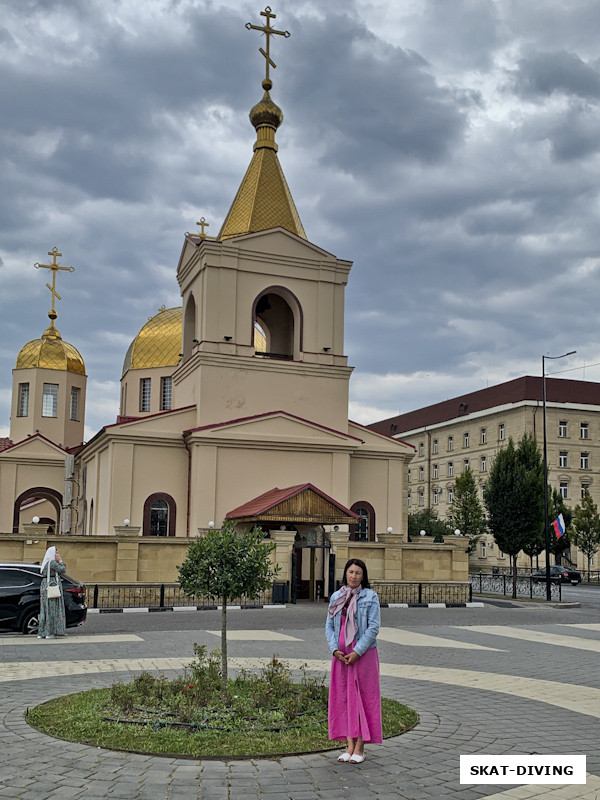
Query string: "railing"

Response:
xmin=469 ymin=573 xmax=562 ymax=600
xmin=372 ymin=582 xmax=471 ymax=605
xmin=90 ymin=582 xmax=290 ymax=609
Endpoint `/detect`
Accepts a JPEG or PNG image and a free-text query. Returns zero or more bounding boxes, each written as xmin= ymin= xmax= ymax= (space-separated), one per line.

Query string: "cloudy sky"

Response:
xmin=2 ymin=0 xmax=600 ymax=441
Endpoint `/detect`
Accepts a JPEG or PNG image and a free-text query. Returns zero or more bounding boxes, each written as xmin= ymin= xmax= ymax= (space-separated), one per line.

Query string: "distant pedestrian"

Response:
xmin=325 ymin=558 xmax=382 ymax=763
xmin=38 ymin=546 xmax=66 ymax=639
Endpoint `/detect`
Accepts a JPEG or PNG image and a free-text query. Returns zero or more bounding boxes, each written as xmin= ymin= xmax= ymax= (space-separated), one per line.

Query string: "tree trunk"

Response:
xmin=221 ymin=597 xmax=228 ymax=698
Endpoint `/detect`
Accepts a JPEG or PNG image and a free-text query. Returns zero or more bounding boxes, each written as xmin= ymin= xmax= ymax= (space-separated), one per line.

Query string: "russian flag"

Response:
xmin=552 ymin=513 xmax=566 ymax=539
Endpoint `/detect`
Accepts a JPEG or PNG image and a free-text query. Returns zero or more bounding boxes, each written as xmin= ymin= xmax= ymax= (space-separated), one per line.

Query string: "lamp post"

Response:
xmin=542 ymin=350 xmax=576 ymax=601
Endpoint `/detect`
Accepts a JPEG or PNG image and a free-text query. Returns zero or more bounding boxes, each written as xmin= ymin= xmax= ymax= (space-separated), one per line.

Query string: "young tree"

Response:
xmin=571 ymin=490 xmax=600 ymax=581
xmin=450 ymin=467 xmax=486 ymax=552
xmin=408 ymin=508 xmax=452 ymax=542
xmin=178 ymin=520 xmax=279 ymax=695
xmin=483 ymin=433 xmax=545 ymax=597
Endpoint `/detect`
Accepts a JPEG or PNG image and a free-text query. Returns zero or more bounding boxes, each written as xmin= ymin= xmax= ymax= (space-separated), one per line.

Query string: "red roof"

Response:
xmin=226 ymin=483 xmax=358 ymax=520
xmin=368 ymin=376 xmax=600 ymax=436
xmin=0 ymin=438 xmax=12 ymax=452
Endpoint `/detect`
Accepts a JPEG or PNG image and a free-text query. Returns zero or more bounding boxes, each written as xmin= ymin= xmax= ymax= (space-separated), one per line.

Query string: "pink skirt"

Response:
xmin=328 ymin=615 xmax=382 ymax=743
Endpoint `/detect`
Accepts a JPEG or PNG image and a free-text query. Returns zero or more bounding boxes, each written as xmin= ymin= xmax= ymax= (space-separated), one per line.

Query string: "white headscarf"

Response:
xmin=40 ymin=546 xmax=57 ymax=573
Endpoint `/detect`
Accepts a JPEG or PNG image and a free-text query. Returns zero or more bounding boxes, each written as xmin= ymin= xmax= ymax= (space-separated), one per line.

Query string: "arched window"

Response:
xmin=143 ymin=493 xmax=176 ymax=536
xmin=252 ymin=287 xmax=302 ymax=360
xmin=349 ymin=501 xmax=376 ymax=542
xmin=182 ymin=294 xmax=196 ymax=361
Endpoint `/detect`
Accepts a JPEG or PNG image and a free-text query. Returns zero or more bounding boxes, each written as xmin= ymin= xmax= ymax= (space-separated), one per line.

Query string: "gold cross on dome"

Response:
xmin=246 ymin=6 xmax=290 ymax=86
xmin=196 ymin=217 xmax=209 ymax=237
xmin=34 ymin=247 xmax=75 ymax=317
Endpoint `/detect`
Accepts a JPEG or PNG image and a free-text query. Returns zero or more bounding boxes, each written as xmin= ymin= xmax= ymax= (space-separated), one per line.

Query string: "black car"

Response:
xmin=0 ymin=562 xmax=87 ymax=634
xmin=531 ymin=565 xmax=582 ymax=585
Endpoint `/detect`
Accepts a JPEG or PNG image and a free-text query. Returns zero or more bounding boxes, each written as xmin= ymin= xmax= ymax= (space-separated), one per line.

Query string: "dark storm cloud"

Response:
xmin=514 ymin=50 xmax=600 ymax=100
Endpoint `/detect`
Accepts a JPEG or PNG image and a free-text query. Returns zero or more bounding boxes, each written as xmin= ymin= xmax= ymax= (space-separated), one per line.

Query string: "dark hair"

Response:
xmin=342 ymin=558 xmax=370 ymax=589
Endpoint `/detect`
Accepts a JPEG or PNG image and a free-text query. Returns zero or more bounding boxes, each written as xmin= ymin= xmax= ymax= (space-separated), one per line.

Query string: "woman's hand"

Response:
xmin=333 ymin=650 xmax=348 ymax=663
xmin=346 ymin=652 xmax=360 ymax=665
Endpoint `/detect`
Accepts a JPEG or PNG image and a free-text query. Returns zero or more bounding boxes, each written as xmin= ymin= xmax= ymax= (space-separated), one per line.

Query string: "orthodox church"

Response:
xmin=0 ymin=9 xmax=432 ymax=596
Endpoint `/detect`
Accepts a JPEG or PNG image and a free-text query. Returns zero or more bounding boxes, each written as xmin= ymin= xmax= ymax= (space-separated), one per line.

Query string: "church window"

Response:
xmin=70 ymin=387 xmax=80 ymax=421
xmin=143 ymin=493 xmax=176 ymax=536
xmin=253 ymin=288 xmax=300 ymax=361
xmin=349 ymin=501 xmax=375 ymax=542
xmin=160 ymin=377 xmax=172 ymax=411
xmin=17 ymin=383 xmax=29 ymax=417
xmin=42 ymin=384 xmax=58 ymax=417
xmin=140 ymin=378 xmax=151 ymax=412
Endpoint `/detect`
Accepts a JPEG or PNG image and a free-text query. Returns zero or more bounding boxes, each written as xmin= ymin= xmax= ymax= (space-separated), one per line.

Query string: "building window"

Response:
xmin=448 ymin=435 xmax=454 ymax=451
xmin=433 ymin=464 xmax=438 ymax=479
xmin=448 ymin=462 xmax=454 ymax=477
xmin=463 ymin=432 xmax=469 ymax=448
xmin=139 ymin=378 xmax=151 ymax=412
xmin=559 ymin=451 xmax=568 ymax=468
xmin=499 ymin=423 xmax=505 ymax=441
xmin=42 ymin=384 xmax=58 ymax=417
xmin=143 ymin=492 xmax=176 ymax=536
xmin=419 ymin=466 xmax=424 ymax=481
xmin=559 ymin=482 xmax=568 ymax=499
xmin=481 ymin=542 xmax=487 ymax=558
xmin=433 ymin=489 xmax=439 ymax=505
xmin=581 ymin=452 xmax=590 ymax=470
xmin=464 ymin=459 xmax=469 ymax=471
xmin=581 ymin=483 xmax=590 ymax=499
xmin=407 ymin=469 xmax=411 ymax=483
xmin=407 ymin=492 xmax=411 ymax=507
xmin=419 ymin=441 xmax=424 ymax=456
xmin=481 ymin=456 xmax=487 ymax=472
xmin=448 ymin=487 xmax=454 ymax=504
xmin=350 ymin=501 xmax=375 ymax=542
xmin=418 ymin=490 xmax=424 ymax=507
xmin=70 ymin=387 xmax=80 ymax=421
xmin=433 ymin=438 xmax=438 ymax=454
xmin=160 ymin=377 xmax=172 ymax=411
xmin=17 ymin=383 xmax=29 ymax=417
xmin=581 ymin=422 xmax=589 ymax=440
xmin=559 ymin=420 xmax=567 ymax=438
xmin=481 ymin=428 xmax=487 ymax=444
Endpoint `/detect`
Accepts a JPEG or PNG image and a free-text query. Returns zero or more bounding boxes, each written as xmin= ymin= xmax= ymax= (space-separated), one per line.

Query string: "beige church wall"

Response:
xmin=191 ymin=359 xmax=351 ymax=431
xmin=349 ymin=455 xmax=407 ymax=537
xmin=121 ymin=365 xmax=177 ymax=418
xmin=10 ymin=367 xmax=86 ymax=449
xmin=0 ymin=457 xmax=65 ymax=533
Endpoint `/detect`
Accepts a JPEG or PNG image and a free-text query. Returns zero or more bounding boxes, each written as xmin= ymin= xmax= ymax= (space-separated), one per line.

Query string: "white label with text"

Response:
xmin=460 ymin=755 xmax=586 ymax=784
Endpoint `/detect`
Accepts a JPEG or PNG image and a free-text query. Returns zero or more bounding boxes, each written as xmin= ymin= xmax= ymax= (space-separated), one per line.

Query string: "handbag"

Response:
xmin=46 ymin=561 xmax=62 ymax=599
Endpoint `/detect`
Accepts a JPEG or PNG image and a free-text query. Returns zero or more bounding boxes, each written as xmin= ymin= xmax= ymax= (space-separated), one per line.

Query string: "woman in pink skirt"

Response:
xmin=325 ymin=558 xmax=382 ymax=763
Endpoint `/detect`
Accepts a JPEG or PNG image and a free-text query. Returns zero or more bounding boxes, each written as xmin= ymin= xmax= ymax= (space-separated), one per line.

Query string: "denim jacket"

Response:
xmin=325 ymin=587 xmax=380 ymax=657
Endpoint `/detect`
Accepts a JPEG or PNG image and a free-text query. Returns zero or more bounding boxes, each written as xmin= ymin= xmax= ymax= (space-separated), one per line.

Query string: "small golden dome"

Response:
xmin=249 ymin=85 xmax=284 ymax=130
xmin=122 ymin=306 xmax=182 ymax=378
xmin=15 ymin=321 xmax=86 ymax=375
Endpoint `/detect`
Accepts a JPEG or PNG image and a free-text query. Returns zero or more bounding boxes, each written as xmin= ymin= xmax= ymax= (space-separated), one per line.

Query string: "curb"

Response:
xmin=381 ymin=602 xmax=484 ymax=609
xmin=88 ymin=602 xmax=485 ymax=614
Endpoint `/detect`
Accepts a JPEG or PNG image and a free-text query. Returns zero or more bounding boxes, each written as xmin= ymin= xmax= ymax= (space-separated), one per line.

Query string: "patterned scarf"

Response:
xmin=328 ymin=584 xmax=362 ymax=648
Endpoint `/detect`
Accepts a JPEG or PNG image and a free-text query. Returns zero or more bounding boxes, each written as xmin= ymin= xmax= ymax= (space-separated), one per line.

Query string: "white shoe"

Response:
xmin=349 ymin=753 xmax=365 ymax=763
xmin=45 ymin=634 xmax=56 ymax=639
xmin=338 ymin=752 xmax=352 ymax=762
xmin=37 ymin=635 xmax=45 ymax=639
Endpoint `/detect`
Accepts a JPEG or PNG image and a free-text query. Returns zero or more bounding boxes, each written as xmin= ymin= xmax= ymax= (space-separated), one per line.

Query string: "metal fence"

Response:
xmin=90 ymin=582 xmax=290 ymax=609
xmin=469 ymin=572 xmax=562 ymax=600
xmin=372 ymin=582 xmax=471 ymax=605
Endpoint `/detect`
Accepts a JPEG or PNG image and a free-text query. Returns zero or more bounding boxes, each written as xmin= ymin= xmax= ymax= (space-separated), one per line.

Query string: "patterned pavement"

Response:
xmin=0 ymin=605 xmax=599 ymax=799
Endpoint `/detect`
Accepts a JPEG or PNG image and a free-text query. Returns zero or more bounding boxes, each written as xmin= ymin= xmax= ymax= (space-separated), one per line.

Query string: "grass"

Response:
xmin=25 ymin=646 xmax=418 ymax=758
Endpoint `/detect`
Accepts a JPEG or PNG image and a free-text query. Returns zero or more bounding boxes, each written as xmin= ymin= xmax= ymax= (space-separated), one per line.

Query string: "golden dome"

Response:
xmin=15 ymin=321 xmax=86 ymax=375
xmin=122 ymin=306 xmax=182 ymax=378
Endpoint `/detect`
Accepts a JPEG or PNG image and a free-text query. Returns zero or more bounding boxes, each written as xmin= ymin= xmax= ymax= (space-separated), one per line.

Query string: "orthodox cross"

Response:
xmin=196 ymin=217 xmax=210 ymax=237
xmin=34 ymin=247 xmax=75 ymax=318
xmin=246 ymin=6 xmax=290 ymax=86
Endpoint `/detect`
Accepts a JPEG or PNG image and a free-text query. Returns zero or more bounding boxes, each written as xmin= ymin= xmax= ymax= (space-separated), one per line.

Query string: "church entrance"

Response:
xmin=292 ymin=528 xmax=330 ymax=602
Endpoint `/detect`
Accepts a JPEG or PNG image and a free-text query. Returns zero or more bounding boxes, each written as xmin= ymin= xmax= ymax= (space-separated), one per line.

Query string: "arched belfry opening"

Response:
xmin=253 ymin=287 xmax=302 ymax=361
xmin=182 ymin=294 xmax=196 ymax=361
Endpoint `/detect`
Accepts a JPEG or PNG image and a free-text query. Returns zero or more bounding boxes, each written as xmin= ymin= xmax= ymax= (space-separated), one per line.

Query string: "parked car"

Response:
xmin=0 ymin=562 xmax=87 ymax=634
xmin=531 ymin=565 xmax=582 ymax=585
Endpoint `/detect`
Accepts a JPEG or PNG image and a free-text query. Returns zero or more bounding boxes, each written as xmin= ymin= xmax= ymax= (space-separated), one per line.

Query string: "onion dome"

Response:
xmin=218 ymin=79 xmax=306 ymax=241
xmin=15 ymin=317 xmax=85 ymax=375
xmin=122 ymin=306 xmax=182 ymax=378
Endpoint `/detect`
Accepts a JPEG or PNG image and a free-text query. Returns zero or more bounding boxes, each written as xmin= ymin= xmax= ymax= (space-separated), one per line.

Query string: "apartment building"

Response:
xmin=369 ymin=376 xmax=600 ymax=571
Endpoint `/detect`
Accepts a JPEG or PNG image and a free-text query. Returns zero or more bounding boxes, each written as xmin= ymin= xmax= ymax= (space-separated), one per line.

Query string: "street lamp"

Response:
xmin=542 ymin=350 xmax=576 ymax=601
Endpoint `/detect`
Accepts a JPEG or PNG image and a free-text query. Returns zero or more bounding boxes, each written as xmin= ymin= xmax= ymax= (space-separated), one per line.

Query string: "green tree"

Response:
xmin=483 ymin=433 xmax=545 ymax=597
xmin=450 ymin=467 xmax=486 ymax=552
xmin=549 ymin=488 xmax=573 ymax=562
xmin=408 ymin=508 xmax=452 ymax=542
xmin=178 ymin=520 xmax=279 ymax=695
xmin=571 ymin=490 xmax=600 ymax=581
